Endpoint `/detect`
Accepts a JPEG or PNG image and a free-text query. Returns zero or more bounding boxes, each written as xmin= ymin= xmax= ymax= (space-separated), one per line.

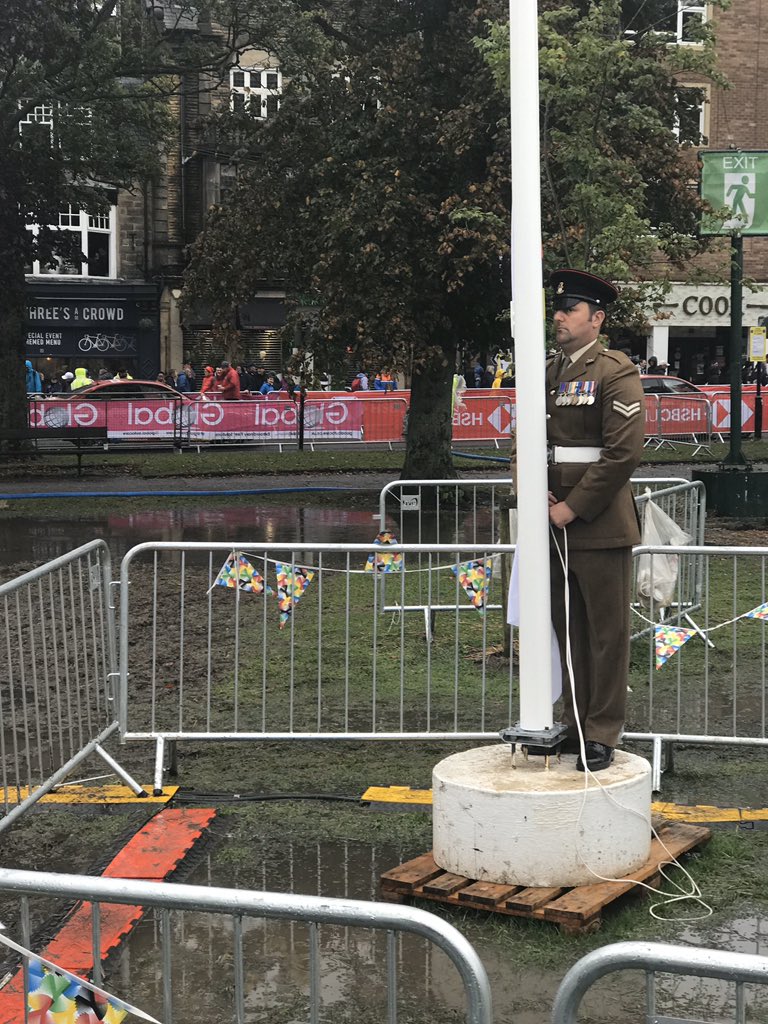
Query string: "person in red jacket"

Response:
xmin=200 ymin=366 xmax=216 ymax=398
xmin=215 ymin=361 xmax=241 ymax=400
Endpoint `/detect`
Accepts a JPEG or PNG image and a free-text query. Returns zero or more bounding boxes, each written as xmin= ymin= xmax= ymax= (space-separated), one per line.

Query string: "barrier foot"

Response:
xmin=153 ymin=736 xmax=165 ymax=796
xmin=93 ymin=744 xmax=145 ymax=797
xmin=684 ymin=613 xmax=715 ymax=649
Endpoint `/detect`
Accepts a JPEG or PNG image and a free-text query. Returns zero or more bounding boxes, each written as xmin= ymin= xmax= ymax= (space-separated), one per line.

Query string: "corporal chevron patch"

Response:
xmin=613 ymin=400 xmax=641 ymax=418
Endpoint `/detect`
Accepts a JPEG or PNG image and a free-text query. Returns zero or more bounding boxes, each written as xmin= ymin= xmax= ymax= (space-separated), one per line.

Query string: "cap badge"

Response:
xmin=556 ymin=281 xmax=565 ymax=295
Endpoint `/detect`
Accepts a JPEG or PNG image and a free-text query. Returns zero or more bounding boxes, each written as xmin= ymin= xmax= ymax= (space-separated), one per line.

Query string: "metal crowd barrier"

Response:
xmin=376 ymin=478 xmax=705 ymax=635
xmin=644 ymin=394 xmax=714 ymax=454
xmin=377 ymin=477 xmax=700 ymax=546
xmin=118 ymin=538 xmax=768 ymax=794
xmin=626 ymin=543 xmax=768 ymax=789
xmin=552 ymin=941 xmax=768 ymax=1024
xmin=118 ymin=541 xmax=517 ymax=792
xmin=0 ymin=541 xmax=143 ymax=834
xmin=0 ymin=867 xmax=492 ymax=1024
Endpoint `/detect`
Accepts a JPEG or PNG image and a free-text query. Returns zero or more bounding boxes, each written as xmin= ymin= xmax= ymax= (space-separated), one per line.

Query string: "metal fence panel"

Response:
xmin=0 ymin=541 xmax=142 ymax=831
xmin=119 ymin=539 xmax=768 ymax=795
xmin=552 ymin=940 xmax=768 ymax=1024
xmin=0 ymin=867 xmax=492 ymax=1024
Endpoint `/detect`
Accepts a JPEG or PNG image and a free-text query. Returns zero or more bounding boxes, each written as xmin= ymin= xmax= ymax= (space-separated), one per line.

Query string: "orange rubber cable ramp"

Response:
xmin=0 ymin=807 xmax=216 ymax=1022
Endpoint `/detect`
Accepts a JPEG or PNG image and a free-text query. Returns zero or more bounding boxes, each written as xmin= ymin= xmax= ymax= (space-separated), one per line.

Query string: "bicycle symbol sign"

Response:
xmin=78 ymin=333 xmax=136 ymax=354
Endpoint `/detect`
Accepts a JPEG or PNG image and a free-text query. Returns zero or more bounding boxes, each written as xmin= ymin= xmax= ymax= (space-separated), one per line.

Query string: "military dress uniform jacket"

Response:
xmin=546 ymin=342 xmax=645 ymax=550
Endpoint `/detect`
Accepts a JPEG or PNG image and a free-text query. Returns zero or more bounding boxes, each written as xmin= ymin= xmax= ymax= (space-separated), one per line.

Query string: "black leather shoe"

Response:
xmin=576 ymin=741 xmax=615 ymax=772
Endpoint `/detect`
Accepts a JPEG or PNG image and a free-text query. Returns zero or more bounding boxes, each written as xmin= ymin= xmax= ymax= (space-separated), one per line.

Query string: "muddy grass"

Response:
xmin=2 ymin=513 xmax=768 ymax=1020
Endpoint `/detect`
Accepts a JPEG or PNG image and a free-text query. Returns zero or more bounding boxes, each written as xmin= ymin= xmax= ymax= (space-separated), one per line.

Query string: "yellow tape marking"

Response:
xmin=0 ymin=785 xmax=178 ymax=805
xmin=363 ymin=788 xmax=768 ymax=821
xmin=363 ymin=786 xmax=433 ymax=805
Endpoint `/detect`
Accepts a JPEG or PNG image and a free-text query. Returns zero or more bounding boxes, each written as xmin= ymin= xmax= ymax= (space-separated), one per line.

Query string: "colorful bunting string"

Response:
xmin=451 ymin=558 xmax=492 ymax=613
xmin=744 ymin=602 xmax=768 ymax=620
xmin=214 ymin=553 xmax=272 ymax=595
xmin=276 ymin=562 xmax=315 ymax=629
xmin=654 ymin=624 xmax=697 ymax=669
xmin=0 ymin=930 xmax=161 ymax=1024
xmin=364 ymin=531 xmax=403 ymax=573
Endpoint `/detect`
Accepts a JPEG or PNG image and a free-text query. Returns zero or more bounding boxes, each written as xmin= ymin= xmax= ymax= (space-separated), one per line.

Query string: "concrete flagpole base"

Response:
xmin=433 ymin=745 xmax=652 ymax=888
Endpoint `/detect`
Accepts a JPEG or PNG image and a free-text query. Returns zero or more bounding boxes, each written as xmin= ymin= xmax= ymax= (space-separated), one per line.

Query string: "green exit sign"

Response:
xmin=700 ymin=150 xmax=768 ymax=236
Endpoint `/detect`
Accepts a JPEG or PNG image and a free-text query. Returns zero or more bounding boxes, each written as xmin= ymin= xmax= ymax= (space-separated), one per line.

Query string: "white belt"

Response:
xmin=549 ymin=445 xmax=602 ymax=464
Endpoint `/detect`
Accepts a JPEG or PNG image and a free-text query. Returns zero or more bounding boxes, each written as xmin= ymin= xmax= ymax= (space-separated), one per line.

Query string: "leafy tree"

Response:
xmin=0 ymin=0 xmax=281 ymax=433
xmin=477 ymin=0 xmax=723 ymax=333
xmin=185 ymin=0 xmax=510 ymax=479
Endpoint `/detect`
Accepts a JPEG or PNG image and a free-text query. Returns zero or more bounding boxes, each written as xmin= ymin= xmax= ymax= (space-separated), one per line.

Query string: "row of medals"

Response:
xmin=556 ymin=381 xmax=597 ymax=406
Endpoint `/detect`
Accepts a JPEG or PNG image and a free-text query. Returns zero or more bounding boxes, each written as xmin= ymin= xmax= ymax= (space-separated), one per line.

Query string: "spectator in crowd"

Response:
xmin=113 ymin=368 xmax=133 ymax=380
xmin=61 ymin=371 xmax=75 ymax=391
xmin=260 ymin=373 xmax=277 ymax=395
xmin=25 ymin=360 xmax=43 ymax=394
xmin=156 ymin=371 xmax=166 ymax=384
xmin=373 ymin=369 xmax=397 ymax=391
xmin=216 ymin=361 xmax=241 ymax=400
xmin=647 ymin=356 xmax=660 ymax=374
xmin=252 ymin=365 xmax=266 ymax=392
xmin=70 ymin=367 xmax=93 ymax=390
xmin=165 ymin=369 xmax=177 ymax=389
xmin=176 ymin=363 xmax=196 ymax=392
xmin=279 ymin=372 xmax=297 ymax=398
xmin=706 ymin=358 xmax=722 ymax=385
xmin=238 ymin=365 xmax=254 ymax=392
xmin=472 ymin=358 xmax=484 ymax=388
xmin=350 ymin=371 xmax=368 ymax=391
xmin=98 ymin=367 xmax=112 ymax=381
xmin=480 ymin=364 xmax=495 ymax=388
xmin=200 ymin=365 xmax=217 ymax=397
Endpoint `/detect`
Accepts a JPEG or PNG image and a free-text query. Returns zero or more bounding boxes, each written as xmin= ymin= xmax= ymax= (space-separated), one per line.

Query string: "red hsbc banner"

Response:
xmin=452 ymin=393 xmax=516 ymax=441
xmin=644 ymin=395 xmax=711 ymax=436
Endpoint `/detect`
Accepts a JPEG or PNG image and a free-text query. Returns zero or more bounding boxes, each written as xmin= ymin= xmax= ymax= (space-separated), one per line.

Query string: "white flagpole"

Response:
xmin=509 ymin=0 xmax=555 ymax=732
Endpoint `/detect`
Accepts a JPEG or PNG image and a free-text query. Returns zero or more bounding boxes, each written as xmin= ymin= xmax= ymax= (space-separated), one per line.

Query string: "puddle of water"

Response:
xmin=0 ymin=504 xmax=498 ymax=569
xmin=98 ymin=839 xmax=768 ymax=1024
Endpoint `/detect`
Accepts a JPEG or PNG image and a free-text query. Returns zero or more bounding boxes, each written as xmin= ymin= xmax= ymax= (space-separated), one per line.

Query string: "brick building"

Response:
xmin=24 ymin=10 xmax=286 ymax=385
xmin=637 ymin=0 xmax=768 ymax=381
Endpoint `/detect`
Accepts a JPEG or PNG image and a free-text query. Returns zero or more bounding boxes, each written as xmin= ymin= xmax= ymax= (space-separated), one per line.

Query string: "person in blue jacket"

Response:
xmin=25 ymin=360 xmax=43 ymax=394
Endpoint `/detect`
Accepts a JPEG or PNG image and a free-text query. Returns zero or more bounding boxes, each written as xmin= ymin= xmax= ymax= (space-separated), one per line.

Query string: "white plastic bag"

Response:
xmin=636 ymin=492 xmax=691 ymax=608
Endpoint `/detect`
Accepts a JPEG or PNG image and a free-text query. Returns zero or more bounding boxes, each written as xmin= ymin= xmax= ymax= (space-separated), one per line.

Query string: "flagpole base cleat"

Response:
xmin=500 ymin=723 xmax=569 ymax=765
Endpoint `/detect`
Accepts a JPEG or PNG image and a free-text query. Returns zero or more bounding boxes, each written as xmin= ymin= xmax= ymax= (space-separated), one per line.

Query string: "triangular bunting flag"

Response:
xmin=364 ymin=531 xmax=403 ymax=573
xmin=451 ymin=558 xmax=492 ymax=613
xmin=744 ymin=602 xmax=768 ymax=620
xmin=654 ymin=624 xmax=697 ymax=669
xmin=214 ymin=553 xmax=272 ymax=595
xmin=276 ymin=562 xmax=315 ymax=629
xmin=21 ymin=950 xmax=161 ymax=1023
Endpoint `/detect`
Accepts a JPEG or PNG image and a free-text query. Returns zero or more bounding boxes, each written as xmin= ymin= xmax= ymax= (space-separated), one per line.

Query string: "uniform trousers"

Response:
xmin=549 ymin=543 xmax=632 ymax=748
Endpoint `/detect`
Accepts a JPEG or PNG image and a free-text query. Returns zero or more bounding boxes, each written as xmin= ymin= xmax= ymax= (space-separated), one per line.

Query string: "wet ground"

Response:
xmin=1 ymin=474 xmax=768 ymax=1023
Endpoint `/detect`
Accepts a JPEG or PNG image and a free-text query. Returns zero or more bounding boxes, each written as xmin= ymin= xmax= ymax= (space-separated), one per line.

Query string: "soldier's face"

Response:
xmin=553 ymin=301 xmax=603 ymax=352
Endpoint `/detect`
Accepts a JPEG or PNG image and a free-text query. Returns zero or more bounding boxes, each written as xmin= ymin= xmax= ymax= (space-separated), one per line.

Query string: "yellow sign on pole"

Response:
xmin=749 ymin=326 xmax=767 ymax=362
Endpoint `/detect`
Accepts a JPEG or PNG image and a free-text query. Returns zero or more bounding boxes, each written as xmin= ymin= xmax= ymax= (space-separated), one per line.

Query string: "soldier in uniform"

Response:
xmin=544 ymin=269 xmax=645 ymax=771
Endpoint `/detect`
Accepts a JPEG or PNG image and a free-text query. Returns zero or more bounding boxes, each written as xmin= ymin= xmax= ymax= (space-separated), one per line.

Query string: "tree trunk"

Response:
xmin=401 ymin=348 xmax=456 ymax=479
xmin=0 ymin=179 xmax=31 ymax=438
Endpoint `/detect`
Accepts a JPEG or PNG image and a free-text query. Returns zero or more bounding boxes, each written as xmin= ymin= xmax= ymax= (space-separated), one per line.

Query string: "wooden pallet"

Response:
xmin=380 ymin=822 xmax=711 ymax=934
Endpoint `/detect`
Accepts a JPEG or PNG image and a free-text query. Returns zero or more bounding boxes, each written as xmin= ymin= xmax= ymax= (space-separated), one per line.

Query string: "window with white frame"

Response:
xmin=623 ymin=0 xmax=707 ymax=44
xmin=230 ymin=66 xmax=282 ymax=118
xmin=673 ymin=86 xmax=707 ymax=144
xmin=26 ymin=205 xmax=116 ymax=278
xmin=19 ymin=103 xmax=54 ymax=136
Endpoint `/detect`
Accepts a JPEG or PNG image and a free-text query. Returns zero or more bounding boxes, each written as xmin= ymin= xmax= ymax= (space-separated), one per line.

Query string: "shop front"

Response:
xmin=26 ymin=282 xmax=161 ymax=384
xmin=646 ymin=283 xmax=768 ymax=383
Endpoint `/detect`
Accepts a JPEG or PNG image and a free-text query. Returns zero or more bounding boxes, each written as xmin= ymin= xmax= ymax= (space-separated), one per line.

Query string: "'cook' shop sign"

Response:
xmin=656 ymin=283 xmax=768 ymax=328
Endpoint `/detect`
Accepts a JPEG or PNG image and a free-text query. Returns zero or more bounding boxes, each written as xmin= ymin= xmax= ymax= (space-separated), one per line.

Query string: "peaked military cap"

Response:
xmin=549 ymin=269 xmax=618 ymax=309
